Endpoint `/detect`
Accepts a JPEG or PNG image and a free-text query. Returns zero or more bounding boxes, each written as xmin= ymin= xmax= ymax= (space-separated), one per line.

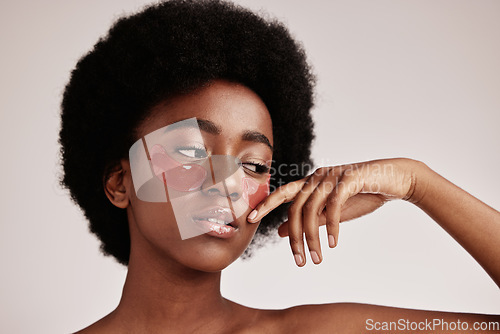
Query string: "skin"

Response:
xmin=77 ymin=80 xmax=500 ymax=333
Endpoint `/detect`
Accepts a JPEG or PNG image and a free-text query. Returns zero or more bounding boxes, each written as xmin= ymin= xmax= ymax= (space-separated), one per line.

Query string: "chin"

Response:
xmin=132 ymin=211 xmax=258 ymax=272
xmin=183 ymin=247 xmax=243 ymax=272
xmin=176 ymin=232 xmax=253 ymax=272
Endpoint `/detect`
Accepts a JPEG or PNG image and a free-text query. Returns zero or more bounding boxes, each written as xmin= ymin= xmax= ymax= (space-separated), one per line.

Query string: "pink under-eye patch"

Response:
xmin=242 ymin=174 xmax=270 ymax=209
xmin=149 ymin=144 xmax=207 ymax=192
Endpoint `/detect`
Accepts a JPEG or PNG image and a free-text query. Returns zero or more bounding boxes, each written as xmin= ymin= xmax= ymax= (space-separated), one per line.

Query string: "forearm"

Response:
xmin=408 ymin=160 xmax=500 ymax=288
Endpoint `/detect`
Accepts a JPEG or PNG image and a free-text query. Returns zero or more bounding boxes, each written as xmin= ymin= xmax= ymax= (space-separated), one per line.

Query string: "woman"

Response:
xmin=59 ymin=0 xmax=500 ymax=332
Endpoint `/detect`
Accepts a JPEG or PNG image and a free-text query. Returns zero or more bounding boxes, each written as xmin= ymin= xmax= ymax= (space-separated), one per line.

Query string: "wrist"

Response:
xmin=401 ymin=159 xmax=431 ymax=205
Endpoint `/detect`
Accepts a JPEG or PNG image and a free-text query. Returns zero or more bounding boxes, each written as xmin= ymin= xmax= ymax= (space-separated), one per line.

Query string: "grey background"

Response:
xmin=1 ymin=0 xmax=499 ymax=333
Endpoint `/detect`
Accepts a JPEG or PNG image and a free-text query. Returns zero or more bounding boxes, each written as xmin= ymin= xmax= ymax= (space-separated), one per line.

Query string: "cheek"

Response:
xmin=128 ymin=196 xmax=182 ymax=242
xmin=242 ymin=176 xmax=270 ymax=209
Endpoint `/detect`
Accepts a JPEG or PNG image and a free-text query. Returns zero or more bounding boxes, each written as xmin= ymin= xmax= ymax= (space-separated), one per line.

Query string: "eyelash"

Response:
xmin=176 ymin=145 xmax=207 ymax=159
xmin=241 ymin=162 xmax=270 ymax=175
xmin=175 ymin=145 xmax=269 ymax=175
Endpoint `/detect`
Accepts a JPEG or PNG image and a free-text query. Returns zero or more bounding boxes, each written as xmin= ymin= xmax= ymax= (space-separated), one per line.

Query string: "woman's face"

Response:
xmin=122 ymin=80 xmax=273 ymax=272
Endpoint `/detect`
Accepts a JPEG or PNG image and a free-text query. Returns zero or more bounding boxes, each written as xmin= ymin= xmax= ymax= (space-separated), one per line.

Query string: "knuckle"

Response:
xmin=325 ymin=217 xmax=338 ymax=228
xmin=273 ymin=192 xmax=287 ymax=205
xmin=283 ymin=191 xmax=295 ymax=202
xmin=341 ymin=170 xmax=354 ymax=181
xmin=302 ymin=200 xmax=316 ymax=213
xmin=288 ymin=235 xmax=303 ymax=246
xmin=288 ymin=201 xmax=301 ymax=215
xmin=342 ymin=167 xmax=356 ymax=179
xmin=305 ymin=233 xmax=319 ymax=244
xmin=313 ymin=167 xmax=326 ymax=176
xmin=326 ymin=195 xmax=338 ymax=207
xmin=320 ymin=178 xmax=335 ymax=193
xmin=324 ymin=167 xmax=336 ymax=177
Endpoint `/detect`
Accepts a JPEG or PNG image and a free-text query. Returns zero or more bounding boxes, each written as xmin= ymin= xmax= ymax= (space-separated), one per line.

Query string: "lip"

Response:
xmin=191 ymin=206 xmax=239 ymax=238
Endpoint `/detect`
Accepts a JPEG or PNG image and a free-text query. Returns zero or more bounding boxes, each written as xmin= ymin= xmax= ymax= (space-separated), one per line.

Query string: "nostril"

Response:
xmin=206 ymin=188 xmax=220 ymax=195
xmin=203 ymin=186 xmax=240 ymax=200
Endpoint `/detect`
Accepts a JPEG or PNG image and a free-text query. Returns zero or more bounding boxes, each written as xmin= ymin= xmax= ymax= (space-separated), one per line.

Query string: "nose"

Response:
xmin=201 ymin=155 xmax=243 ymax=201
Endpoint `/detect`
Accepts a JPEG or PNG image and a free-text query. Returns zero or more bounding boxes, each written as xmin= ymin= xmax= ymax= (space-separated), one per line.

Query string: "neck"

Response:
xmin=113 ymin=243 xmax=234 ymax=332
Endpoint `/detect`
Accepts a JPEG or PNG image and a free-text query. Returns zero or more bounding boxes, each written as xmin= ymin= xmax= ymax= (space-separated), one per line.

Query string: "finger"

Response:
xmin=325 ymin=191 xmax=340 ymax=248
xmin=287 ymin=168 xmax=330 ymax=266
xmin=278 ymin=215 xmax=326 ymax=237
xmin=302 ymin=173 xmax=338 ymax=262
xmin=277 ymin=220 xmax=289 ymax=237
xmin=302 ymin=174 xmax=339 ymax=250
xmin=248 ymin=166 xmax=345 ymax=223
xmin=247 ymin=177 xmax=308 ymax=223
xmin=326 ymin=171 xmax=364 ymax=246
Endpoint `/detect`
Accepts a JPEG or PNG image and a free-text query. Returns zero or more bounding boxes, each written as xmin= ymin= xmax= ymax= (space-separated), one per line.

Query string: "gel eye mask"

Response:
xmin=129 ymin=118 xmax=270 ymax=240
xmin=149 ymin=143 xmax=269 ymax=208
xmin=150 ymin=144 xmax=207 ymax=192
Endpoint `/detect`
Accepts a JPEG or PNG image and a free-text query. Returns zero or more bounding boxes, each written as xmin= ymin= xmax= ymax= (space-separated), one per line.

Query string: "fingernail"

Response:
xmin=247 ymin=210 xmax=258 ymax=221
xmin=310 ymin=251 xmax=320 ymax=264
xmin=294 ymin=254 xmax=303 ymax=266
xmin=328 ymin=234 xmax=335 ymax=248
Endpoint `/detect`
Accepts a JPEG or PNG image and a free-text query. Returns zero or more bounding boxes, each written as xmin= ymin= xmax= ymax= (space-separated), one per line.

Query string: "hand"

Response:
xmin=247 ymin=158 xmax=418 ymax=266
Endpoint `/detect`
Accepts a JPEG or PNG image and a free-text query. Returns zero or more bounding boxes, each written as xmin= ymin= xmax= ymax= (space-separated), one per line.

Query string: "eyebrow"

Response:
xmin=166 ymin=118 xmax=273 ymax=151
xmin=199 ymin=119 xmax=273 ymax=151
xmin=196 ymin=119 xmax=221 ymax=135
xmin=241 ymin=130 xmax=273 ymax=151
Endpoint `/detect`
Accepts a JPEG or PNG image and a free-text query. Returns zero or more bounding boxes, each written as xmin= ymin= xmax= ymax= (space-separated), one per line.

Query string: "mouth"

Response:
xmin=192 ymin=206 xmax=237 ymax=226
xmin=191 ymin=206 xmax=239 ymax=237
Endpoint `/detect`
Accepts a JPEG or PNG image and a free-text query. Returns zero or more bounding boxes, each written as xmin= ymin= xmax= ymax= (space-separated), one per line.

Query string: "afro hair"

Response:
xmin=59 ymin=0 xmax=315 ymax=265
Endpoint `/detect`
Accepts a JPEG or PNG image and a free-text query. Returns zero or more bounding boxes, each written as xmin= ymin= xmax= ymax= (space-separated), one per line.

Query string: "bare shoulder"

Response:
xmin=73 ymin=322 xmax=104 ymax=334
xmin=236 ymin=303 xmax=369 ymax=334
xmin=273 ymin=303 xmax=360 ymax=334
xmin=272 ymin=303 xmax=500 ymax=334
xmin=233 ymin=304 xmax=356 ymax=334
xmin=72 ymin=303 xmax=500 ymax=334
xmin=73 ymin=321 xmax=105 ymax=334
xmin=72 ymin=312 xmax=121 ymax=334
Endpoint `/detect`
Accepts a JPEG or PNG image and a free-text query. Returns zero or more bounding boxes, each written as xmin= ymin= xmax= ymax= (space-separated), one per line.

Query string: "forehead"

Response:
xmin=137 ymin=80 xmax=273 ymax=143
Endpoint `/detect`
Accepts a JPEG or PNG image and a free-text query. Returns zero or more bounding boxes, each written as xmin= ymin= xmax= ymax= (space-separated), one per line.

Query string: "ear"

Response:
xmin=103 ymin=160 xmax=131 ymax=209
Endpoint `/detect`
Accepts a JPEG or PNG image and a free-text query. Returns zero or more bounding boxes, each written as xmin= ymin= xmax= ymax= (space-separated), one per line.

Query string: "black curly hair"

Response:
xmin=59 ymin=0 xmax=315 ymax=265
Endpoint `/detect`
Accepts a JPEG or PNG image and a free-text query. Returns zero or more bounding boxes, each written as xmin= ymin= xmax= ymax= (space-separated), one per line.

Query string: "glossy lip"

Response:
xmin=191 ymin=206 xmax=238 ymax=227
xmin=191 ymin=205 xmax=239 ymax=238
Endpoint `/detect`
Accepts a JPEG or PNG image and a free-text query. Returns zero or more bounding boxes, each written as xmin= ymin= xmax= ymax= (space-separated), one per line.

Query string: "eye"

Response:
xmin=176 ymin=146 xmax=208 ymax=159
xmin=241 ymin=162 xmax=270 ymax=174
